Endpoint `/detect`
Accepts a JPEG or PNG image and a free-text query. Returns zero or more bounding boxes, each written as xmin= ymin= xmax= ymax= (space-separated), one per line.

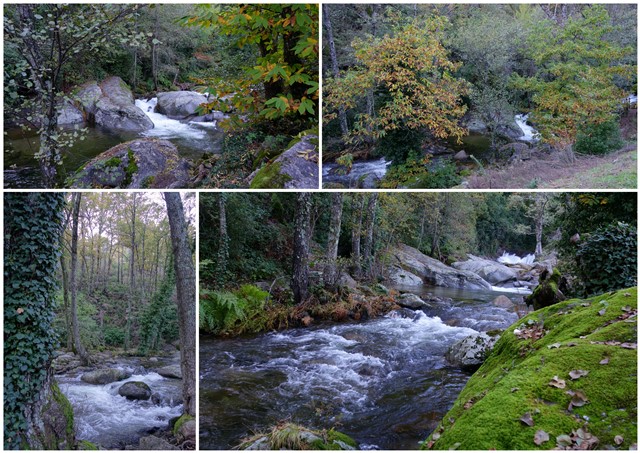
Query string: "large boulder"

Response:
xmin=525 ymin=268 xmax=566 ymax=310
xmin=156 ymin=364 xmax=182 ymax=379
xmin=492 ymin=295 xmax=515 ymax=310
xmin=388 ymin=244 xmax=492 ymax=290
xmin=248 ymin=135 xmax=319 ymax=189
xmin=69 ymin=139 xmax=190 ymax=189
xmin=398 ymin=293 xmax=432 ymax=310
xmin=452 ymin=255 xmax=518 ymax=285
xmin=95 ymin=77 xmax=153 ymax=131
xmin=81 ymin=368 xmax=131 ymax=385
xmin=118 ymin=381 xmax=152 ymax=400
xmin=156 ymin=91 xmax=208 ymax=118
xmin=385 ymin=265 xmax=424 ymax=286
xmin=446 ymin=332 xmax=499 ymax=370
xmin=138 ymin=435 xmax=178 ymax=450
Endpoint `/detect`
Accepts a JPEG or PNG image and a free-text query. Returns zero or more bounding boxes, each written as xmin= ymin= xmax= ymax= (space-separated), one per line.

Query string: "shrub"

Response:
xmin=199 ymin=284 xmax=270 ymax=335
xmin=574 ymin=119 xmax=623 ymax=155
xmin=103 ymin=326 xmax=125 ymax=347
xmin=575 ymin=222 xmax=637 ymax=296
xmin=375 ymin=128 xmax=425 ymax=164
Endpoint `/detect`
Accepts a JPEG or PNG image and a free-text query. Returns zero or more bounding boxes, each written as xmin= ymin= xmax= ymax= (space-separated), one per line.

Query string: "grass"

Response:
xmin=237 ymin=423 xmax=358 ymax=450
xmin=423 ymin=287 xmax=637 ymax=450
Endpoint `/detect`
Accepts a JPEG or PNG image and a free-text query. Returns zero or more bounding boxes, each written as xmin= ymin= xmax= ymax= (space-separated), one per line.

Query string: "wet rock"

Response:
xmin=388 ymin=308 xmax=422 ymax=320
xmin=81 ymin=368 xmax=131 ymax=385
xmin=248 ymin=135 xmax=318 ymax=189
xmin=389 ymin=244 xmax=492 ymax=290
xmin=69 ymin=139 xmax=190 ymax=189
xmin=398 ymin=293 xmax=431 ymax=309
xmin=95 ymin=77 xmax=153 ymax=131
xmin=386 ymin=265 xmax=423 ymax=286
xmin=156 ymin=364 xmax=182 ymax=379
xmin=446 ymin=333 xmax=499 ymax=370
xmin=138 ymin=435 xmax=178 ymax=450
xmin=118 ymin=381 xmax=152 ymax=400
xmin=452 ymin=255 xmax=518 ymax=285
xmin=493 ymin=295 xmax=515 ymax=309
xmin=156 ymin=91 xmax=207 ymax=118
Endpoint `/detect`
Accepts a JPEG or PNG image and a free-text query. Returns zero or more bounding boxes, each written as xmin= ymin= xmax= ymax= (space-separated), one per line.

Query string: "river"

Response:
xmin=199 ymin=285 xmax=521 ymax=450
xmin=4 ymin=97 xmax=224 ymax=188
xmin=56 ymin=357 xmax=183 ymax=449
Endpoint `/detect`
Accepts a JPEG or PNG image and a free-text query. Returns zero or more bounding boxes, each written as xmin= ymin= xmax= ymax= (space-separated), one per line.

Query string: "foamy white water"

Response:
xmin=515 ymin=114 xmax=539 ymax=141
xmin=135 ymin=98 xmax=208 ymax=140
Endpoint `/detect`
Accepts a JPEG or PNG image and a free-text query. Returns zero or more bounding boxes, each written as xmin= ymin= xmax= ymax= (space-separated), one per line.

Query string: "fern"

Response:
xmin=199 ymin=288 xmax=248 ymax=334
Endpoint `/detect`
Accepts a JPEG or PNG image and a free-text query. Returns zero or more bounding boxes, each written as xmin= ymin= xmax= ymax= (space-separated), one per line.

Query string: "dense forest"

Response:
xmin=199 ymin=192 xmax=637 ymax=450
xmin=4 ymin=4 xmax=319 ymax=189
xmin=4 ymin=192 xmax=196 ymax=450
xmin=322 ymin=4 xmax=637 ymax=189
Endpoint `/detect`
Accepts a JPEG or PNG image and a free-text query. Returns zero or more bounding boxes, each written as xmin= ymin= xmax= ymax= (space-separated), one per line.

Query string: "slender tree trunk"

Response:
xmin=351 ymin=194 xmax=365 ymax=279
xmin=59 ymin=254 xmax=73 ymax=351
xmin=216 ymin=194 xmax=229 ymax=288
xmin=125 ymin=193 xmax=137 ymax=352
xmin=323 ymin=4 xmax=348 ymax=137
xmin=164 ymin=192 xmax=196 ymax=417
xmin=323 ymin=193 xmax=344 ymax=288
xmin=292 ymin=193 xmax=312 ymax=304
xmin=362 ymin=193 xmax=378 ymax=278
xmin=70 ymin=193 xmax=90 ymax=365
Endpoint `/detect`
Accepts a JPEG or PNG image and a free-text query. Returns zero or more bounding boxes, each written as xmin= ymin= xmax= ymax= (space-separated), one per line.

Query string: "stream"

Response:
xmin=56 ymin=357 xmax=183 ymax=449
xmin=4 ymin=97 xmax=224 ymax=188
xmin=200 ymin=286 xmax=521 ymax=450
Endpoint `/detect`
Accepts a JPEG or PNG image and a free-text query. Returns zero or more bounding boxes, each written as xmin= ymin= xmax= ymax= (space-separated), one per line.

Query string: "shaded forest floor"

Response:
xmin=467 ymin=110 xmax=637 ymax=189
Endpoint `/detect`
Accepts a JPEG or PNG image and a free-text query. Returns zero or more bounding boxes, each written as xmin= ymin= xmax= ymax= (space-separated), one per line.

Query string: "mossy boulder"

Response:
xmin=173 ymin=414 xmax=196 ymax=444
xmin=525 ymin=268 xmax=566 ymax=310
xmin=422 ymin=287 xmax=637 ymax=450
xmin=81 ymin=368 xmax=131 ymax=385
xmin=69 ymin=139 xmax=190 ymax=188
xmin=237 ymin=423 xmax=357 ymax=450
xmin=37 ymin=381 xmax=76 ymax=449
xmin=118 ymin=381 xmax=152 ymax=400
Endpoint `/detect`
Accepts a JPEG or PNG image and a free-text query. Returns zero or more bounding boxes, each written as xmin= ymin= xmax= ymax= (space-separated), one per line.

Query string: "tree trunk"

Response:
xmin=125 ymin=193 xmax=137 ymax=352
xmin=59 ymin=253 xmax=73 ymax=351
xmin=362 ymin=193 xmax=378 ymax=278
xmin=323 ymin=193 xmax=344 ymax=289
xmin=70 ymin=193 xmax=90 ymax=365
xmin=351 ymin=194 xmax=365 ymax=279
xmin=323 ymin=4 xmax=348 ymax=137
xmin=292 ymin=193 xmax=312 ymax=304
xmin=216 ymin=194 xmax=229 ymax=288
xmin=164 ymin=192 xmax=196 ymax=417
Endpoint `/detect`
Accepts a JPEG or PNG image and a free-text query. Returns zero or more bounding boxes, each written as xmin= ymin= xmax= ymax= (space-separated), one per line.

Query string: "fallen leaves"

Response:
xmin=555 ymin=428 xmax=599 ymax=450
xmin=514 ymin=323 xmax=547 ymax=341
xmin=549 ymin=376 xmax=566 ymax=389
xmin=566 ymin=389 xmax=589 ymax=411
xmin=568 ymin=369 xmax=589 ymax=380
xmin=590 ymin=340 xmax=637 ymax=349
xmin=548 ymin=342 xmax=562 ymax=349
xmin=520 ymin=412 xmax=534 ymax=427
xmin=599 ymin=357 xmax=609 ymax=365
xmin=534 ymin=430 xmax=549 ymax=446
xmin=614 ymin=435 xmax=623 ymax=445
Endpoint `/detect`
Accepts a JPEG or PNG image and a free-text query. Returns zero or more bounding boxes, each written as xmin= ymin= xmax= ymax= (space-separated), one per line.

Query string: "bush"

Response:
xmin=375 ymin=128 xmax=425 ymax=164
xmin=575 ymin=222 xmax=637 ymax=296
xmin=574 ymin=119 xmax=623 ymax=155
xmin=381 ymin=153 xmax=461 ymax=188
xmin=199 ymin=284 xmax=270 ymax=335
xmin=103 ymin=326 xmax=125 ymax=347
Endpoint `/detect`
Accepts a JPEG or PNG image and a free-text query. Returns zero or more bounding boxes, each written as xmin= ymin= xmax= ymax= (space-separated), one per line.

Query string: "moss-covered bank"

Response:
xmin=423 ymin=287 xmax=637 ymax=450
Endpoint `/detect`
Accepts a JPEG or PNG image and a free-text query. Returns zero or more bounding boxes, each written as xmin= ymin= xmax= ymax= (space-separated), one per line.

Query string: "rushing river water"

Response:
xmin=57 ymin=358 xmax=183 ymax=449
xmin=200 ymin=286 xmax=521 ymax=450
xmin=4 ymin=96 xmax=223 ymax=188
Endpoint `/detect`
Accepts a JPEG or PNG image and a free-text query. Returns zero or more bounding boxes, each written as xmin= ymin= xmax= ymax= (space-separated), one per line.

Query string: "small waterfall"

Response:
xmin=135 ymin=98 xmax=211 ymax=140
xmin=323 ymin=157 xmax=392 ymax=188
xmin=514 ymin=114 xmax=539 ymax=142
xmin=497 ymin=252 xmax=535 ymax=265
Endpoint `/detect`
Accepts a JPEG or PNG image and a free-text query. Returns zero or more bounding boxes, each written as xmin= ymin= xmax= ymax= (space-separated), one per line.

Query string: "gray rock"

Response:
xmin=175 ymin=419 xmax=196 ymax=444
xmin=385 ymin=265 xmax=423 ymax=286
xmin=465 ymin=117 xmax=488 ymax=134
xmin=446 ymin=333 xmax=499 ymax=370
xmin=156 ymin=364 xmax=182 ymax=379
xmin=58 ymin=103 xmax=84 ymax=125
xmin=94 ymin=77 xmax=153 ymax=131
xmin=398 ymin=293 xmax=431 ymax=309
xmin=452 ymin=256 xmax=518 ymax=285
xmin=138 ymin=435 xmax=178 ymax=450
xmin=387 ymin=308 xmax=422 ymax=320
xmin=118 ymin=381 xmax=152 ymax=400
xmin=454 ymin=150 xmax=468 ymax=161
xmin=247 ymin=135 xmax=318 ymax=189
xmin=337 ymin=272 xmax=358 ymax=289
xmin=156 ymin=91 xmax=208 ymax=118
xmin=81 ymin=368 xmax=131 ymax=385
xmin=493 ymin=295 xmax=515 ymax=309
xmin=389 ymin=244 xmax=492 ymax=290
xmin=70 ymin=139 xmax=190 ymax=189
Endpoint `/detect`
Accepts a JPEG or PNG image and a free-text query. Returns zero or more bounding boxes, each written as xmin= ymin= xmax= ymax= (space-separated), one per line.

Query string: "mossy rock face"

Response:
xmin=422 ymin=287 xmax=637 ymax=450
xmin=77 ymin=440 xmax=99 ymax=450
xmin=525 ymin=268 xmax=566 ymax=310
xmin=238 ymin=423 xmax=357 ymax=450
xmin=36 ymin=381 xmax=75 ymax=449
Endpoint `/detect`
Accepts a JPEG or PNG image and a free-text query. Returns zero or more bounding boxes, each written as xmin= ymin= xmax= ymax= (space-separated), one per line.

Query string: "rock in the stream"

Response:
xmin=156 ymin=91 xmax=208 ymax=118
xmin=398 ymin=293 xmax=431 ymax=309
xmin=452 ymin=255 xmax=518 ymax=285
xmin=118 ymin=381 xmax=152 ymax=400
xmin=248 ymin=135 xmax=318 ymax=189
xmin=387 ymin=308 xmax=423 ymax=321
xmin=69 ymin=139 xmax=190 ymax=189
xmin=156 ymin=364 xmax=182 ymax=379
xmin=525 ymin=268 xmax=566 ymax=310
xmin=446 ymin=333 xmax=499 ymax=370
xmin=138 ymin=435 xmax=178 ymax=450
xmin=52 ymin=352 xmax=82 ymax=374
xmin=492 ymin=295 xmax=515 ymax=310
xmin=81 ymin=368 xmax=131 ymax=385
xmin=389 ymin=244 xmax=492 ymax=290
xmin=94 ymin=77 xmax=154 ymax=131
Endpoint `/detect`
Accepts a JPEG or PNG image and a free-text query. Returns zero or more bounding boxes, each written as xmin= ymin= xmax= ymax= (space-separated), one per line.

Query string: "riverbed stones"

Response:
xmin=118 ymin=381 xmax=152 ymax=400
xmin=69 ymin=138 xmax=190 ymax=189
xmin=389 ymin=244 xmax=492 ymax=290
xmin=138 ymin=435 xmax=178 ymax=450
xmin=493 ymin=295 xmax=515 ymax=309
xmin=156 ymin=91 xmax=207 ymax=118
xmin=156 ymin=364 xmax=182 ymax=379
xmin=81 ymin=368 xmax=131 ymax=385
xmin=398 ymin=293 xmax=431 ymax=309
xmin=446 ymin=332 xmax=499 ymax=370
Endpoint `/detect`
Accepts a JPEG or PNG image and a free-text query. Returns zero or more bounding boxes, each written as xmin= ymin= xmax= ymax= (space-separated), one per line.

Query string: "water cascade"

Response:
xmin=514 ymin=114 xmax=539 ymax=142
xmin=497 ymin=252 xmax=535 ymax=265
xmin=322 ymin=157 xmax=392 ymax=188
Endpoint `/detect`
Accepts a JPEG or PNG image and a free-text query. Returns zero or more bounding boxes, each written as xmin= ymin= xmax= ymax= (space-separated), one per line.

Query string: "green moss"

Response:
xmin=173 ymin=414 xmax=194 ymax=437
xmin=141 ymin=175 xmax=155 ymax=188
xmin=424 ymin=287 xmax=637 ymax=450
xmin=249 ymin=162 xmax=292 ymax=189
xmin=103 ymin=157 xmax=122 ymax=168
xmin=78 ymin=440 xmax=99 ymax=450
xmin=123 ymin=148 xmax=138 ymax=187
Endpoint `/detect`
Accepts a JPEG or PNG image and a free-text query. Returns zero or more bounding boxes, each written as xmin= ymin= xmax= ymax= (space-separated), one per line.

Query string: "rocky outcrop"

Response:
xmin=446 ymin=333 xmax=500 ymax=370
xmin=69 ymin=139 xmax=190 ymax=189
xmin=156 ymin=91 xmax=208 ymax=118
xmin=452 ymin=255 xmax=518 ymax=285
xmin=81 ymin=368 xmax=131 ymax=385
xmin=398 ymin=293 xmax=432 ymax=309
xmin=52 ymin=352 xmax=82 ymax=374
xmin=385 ymin=265 xmax=424 ymax=286
xmin=248 ymin=135 xmax=319 ymax=189
xmin=388 ymin=244 xmax=492 ymax=290
xmin=138 ymin=435 xmax=178 ymax=450
xmin=525 ymin=268 xmax=566 ymax=310
xmin=118 ymin=381 xmax=152 ymax=401
xmin=156 ymin=364 xmax=182 ymax=380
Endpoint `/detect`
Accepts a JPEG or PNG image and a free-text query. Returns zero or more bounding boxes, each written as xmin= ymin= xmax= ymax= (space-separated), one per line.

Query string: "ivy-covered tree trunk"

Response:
xmin=322 ymin=193 xmax=344 ymax=288
xmin=292 ymin=193 xmax=312 ymax=304
xmin=164 ymin=192 xmax=196 ymax=417
xmin=4 ymin=193 xmax=75 ymax=450
xmin=69 ymin=193 xmax=90 ymax=365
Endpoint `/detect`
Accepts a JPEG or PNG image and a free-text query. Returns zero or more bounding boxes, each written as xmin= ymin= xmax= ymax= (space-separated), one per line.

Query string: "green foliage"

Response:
xmin=199 ymin=284 xmax=270 ymax=335
xmin=138 ymin=268 xmax=179 ymax=355
xmin=574 ymin=222 xmax=637 ymax=296
xmin=380 ymin=153 xmax=461 ymax=189
xmin=4 ymin=193 xmax=66 ymax=450
xmin=574 ymin=119 xmax=624 ymax=155
xmin=103 ymin=326 xmax=125 ymax=348
xmin=374 ymin=128 xmax=424 ymax=165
